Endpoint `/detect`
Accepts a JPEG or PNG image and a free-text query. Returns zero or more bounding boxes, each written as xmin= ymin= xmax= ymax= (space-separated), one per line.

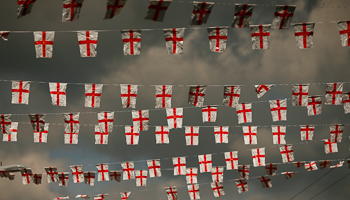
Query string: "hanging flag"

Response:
xmin=325 ymin=82 xmax=343 ymax=105
xmin=222 ymin=85 xmax=241 ymax=108
xmin=304 ymin=161 xmax=318 ymax=171
xmin=251 ymin=24 xmax=271 ymax=50
xmin=70 ymin=165 xmax=84 ymax=183
xmin=54 ymin=197 xmax=69 ymax=200
xmin=62 ymin=0 xmax=84 ymax=22
xmin=342 ymin=92 xmax=350 ymax=114
xmin=17 ymin=0 xmax=36 ymax=18
xmin=33 ymin=31 xmax=54 ymax=58
xmin=186 ymin=167 xmax=198 ymax=184
xmin=3 ymin=122 xmax=18 ymax=142
xmin=49 ymin=83 xmax=67 ymax=106
xmin=330 ymin=161 xmax=344 ymax=168
xmin=132 ymin=110 xmax=149 ymax=131
xmin=251 ymin=147 xmax=265 ymax=167
xmin=121 ymin=30 xmax=141 ymax=55
xmin=120 ymin=192 xmax=131 ymax=200
xmin=185 ymin=126 xmax=200 ymax=146
xmin=125 ymin=126 xmax=140 ymax=145
xmin=109 ymin=171 xmax=122 ymax=182
xmin=235 ymin=178 xmax=249 ymax=194
xmin=189 ymin=2 xmax=214 ymax=25
xmin=163 ymin=29 xmax=184 ymax=55
xmin=145 ymin=0 xmax=172 ymax=22
xmin=214 ymin=126 xmax=229 ymax=144
xmin=294 ymin=23 xmax=315 ymax=49
xmin=0 ymin=31 xmax=10 ymax=41
xmin=292 ymin=161 xmax=304 ymax=168
xmin=202 ymin=105 xmax=217 ymax=122
xmin=155 ymin=126 xmax=170 ymax=144
xmin=236 ymin=103 xmax=252 ymax=124
xmin=85 ymin=84 xmax=103 ymax=108
xmin=0 ymin=114 xmax=12 ymax=134
xmin=63 ymin=113 xmax=80 ymax=144
xmin=166 ymin=108 xmax=183 ymax=129
xmin=323 ymin=139 xmax=338 ymax=154
xmin=20 ymin=168 xmax=33 ymax=185
xmin=330 ymin=124 xmax=344 ymax=142
xmin=300 ymin=125 xmax=315 ymax=141
xmin=166 ymin=186 xmax=179 ymax=200
xmin=120 ymin=84 xmax=138 ymax=108
xmin=211 ymin=181 xmax=225 ymax=197
xmin=338 ymin=21 xmax=350 ymax=47
xmin=135 ymin=170 xmax=148 ymax=187
xmin=98 ymin=112 xmax=114 ymax=133
xmin=211 ymin=166 xmax=224 ymax=182
xmin=104 ymin=0 xmax=128 ymax=20
xmin=265 ymin=163 xmax=277 ymax=176
xmin=75 ymin=195 xmax=89 ymax=199
xmin=188 ymin=85 xmax=207 ymax=107
xmin=0 ymin=171 xmax=12 ymax=180
xmin=45 ymin=167 xmax=59 ymax=183
xmin=155 ymin=85 xmax=172 ymax=108
xmin=271 ymin=5 xmax=296 ymax=29
xmin=77 ymin=31 xmax=98 ymax=57
xmin=58 ymin=172 xmax=69 ymax=187
xmin=319 ymin=160 xmax=331 ymax=170
xmin=269 ymin=99 xmax=287 ymax=122
xmin=279 ymin=144 xmax=294 ymax=163
xmin=307 ymin=96 xmax=322 ymax=116
xmin=83 ymin=171 xmax=95 ymax=186
xmin=258 ymin=175 xmax=272 ymax=188
xmin=34 ymin=123 xmax=49 ymax=143
xmin=255 ymin=84 xmax=273 ymax=98
xmin=121 ymin=162 xmax=135 ymax=180
xmin=95 ymin=125 xmax=109 ymax=145
xmin=198 ymin=154 xmax=212 ymax=173
xmin=224 ymin=151 xmax=238 ymax=170
xmin=292 ymin=84 xmax=309 ymax=106
xmin=147 ymin=159 xmax=162 ymax=178
xmin=33 ymin=173 xmax=42 ymax=185
xmin=272 ymin=125 xmax=286 ymax=144
xmin=96 ymin=163 xmax=109 ymax=181
xmin=11 ymin=81 xmax=30 ymax=105
xmin=94 ymin=194 xmax=108 ymax=200
xmin=281 ymin=172 xmax=295 ymax=179
xmin=172 ymin=157 xmax=186 ymax=176
xmin=187 ymin=184 xmax=200 ymax=200
xmin=207 ymin=27 xmax=228 ymax=52
xmin=232 ymin=4 xmax=255 ymax=28
xmin=28 ymin=114 xmax=46 ymax=132
xmin=242 ymin=126 xmax=257 ymax=145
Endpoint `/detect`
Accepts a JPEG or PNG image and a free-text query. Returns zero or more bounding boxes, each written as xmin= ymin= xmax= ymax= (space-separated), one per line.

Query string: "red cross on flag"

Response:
xmin=49 ymin=83 xmax=67 ymax=106
xmin=121 ymin=161 xmax=135 ymax=180
xmin=325 ymin=82 xmax=343 ymax=105
xmin=251 ymin=147 xmax=265 ymax=167
xmin=214 ymin=126 xmax=229 ymax=144
xmin=258 ymin=175 xmax=272 ymax=188
xmin=198 ymin=154 xmax=212 ymax=173
xmin=95 ymin=194 xmax=108 ymax=200
xmin=323 ymin=139 xmax=338 ymax=154
xmin=54 ymin=197 xmax=69 ymax=200
xmin=189 ymin=2 xmax=214 ymax=25
xmin=185 ymin=126 xmax=200 ymax=146
xmin=232 ymin=4 xmax=255 ymax=28
xmin=20 ymin=168 xmax=33 ymax=185
xmin=12 ymin=81 xmax=30 ymax=105
xmin=120 ymin=192 xmax=131 ymax=200
xmin=17 ymin=0 xmax=36 ymax=18
xmin=222 ymin=85 xmax=241 ymax=108
xmin=202 ymin=105 xmax=217 ymax=122
xmin=338 ymin=21 xmax=350 ymax=47
xmin=0 ymin=31 xmax=10 ymax=41
xmin=69 ymin=165 xmax=84 ymax=183
xmin=145 ymin=0 xmax=172 ymax=22
xmin=342 ymin=92 xmax=350 ymax=114
xmin=292 ymin=84 xmax=309 ymax=106
xmin=109 ymin=171 xmax=121 ymax=182
xmin=307 ymin=96 xmax=322 ymax=116
xmin=188 ymin=85 xmax=206 ymax=107
xmin=172 ymin=157 xmax=186 ymax=176
xmin=75 ymin=195 xmax=89 ymax=199
xmin=242 ymin=126 xmax=257 ymax=145
xmin=211 ymin=181 xmax=225 ymax=197
xmin=125 ymin=126 xmax=140 ymax=145
xmin=155 ymin=85 xmax=172 ymax=108
xmin=78 ymin=31 xmax=98 ymax=57
xmin=120 ymin=84 xmax=138 ymax=108
xmin=104 ymin=0 xmax=128 ymax=20
xmin=305 ymin=161 xmax=318 ymax=171
xmin=62 ymin=0 xmax=84 ymax=22
xmin=33 ymin=31 xmax=54 ymax=58
xmin=224 ymin=151 xmax=238 ymax=170
xmin=319 ymin=160 xmax=331 ymax=170
xmin=251 ymin=24 xmax=271 ymax=49
xmin=155 ymin=126 xmax=170 ymax=144
xmin=186 ymin=167 xmax=198 ymax=184
xmin=211 ymin=166 xmax=224 ymax=182
xmin=265 ymin=163 xmax=277 ymax=176
xmin=269 ymin=99 xmax=287 ymax=122
xmin=85 ymin=84 xmax=103 ymax=108
xmin=28 ymin=114 xmax=46 ymax=132
xmin=147 ymin=159 xmax=162 ymax=178
xmin=135 ymin=170 xmax=148 ymax=187
xmin=330 ymin=161 xmax=344 ymax=168
xmin=281 ymin=172 xmax=295 ymax=179
xmin=166 ymin=108 xmax=183 ymax=129
xmin=63 ymin=113 xmax=80 ymax=144
xmin=45 ymin=167 xmax=59 ymax=183
xmin=98 ymin=112 xmax=114 ymax=133
xmin=165 ymin=186 xmax=179 ymax=200
xmin=236 ymin=103 xmax=252 ymax=124
xmin=96 ymin=163 xmax=109 ymax=181
xmin=164 ymin=29 xmax=184 ymax=55
xmin=272 ymin=125 xmax=286 ymax=145
xmin=294 ymin=23 xmax=315 ymax=49
xmin=187 ymin=184 xmax=200 ymax=200
xmin=34 ymin=123 xmax=49 ymax=143
xmin=58 ymin=172 xmax=69 ymax=187
xmin=235 ymin=178 xmax=249 ymax=194
xmin=3 ymin=122 xmax=18 ymax=142
xmin=0 ymin=114 xmax=12 ymax=134
xmin=33 ymin=173 xmax=42 ymax=185
xmin=132 ymin=110 xmax=149 ymax=131
xmin=255 ymin=84 xmax=273 ymax=98
xmin=279 ymin=145 xmax=294 ymax=163
xmin=95 ymin=125 xmax=109 ymax=145
xmin=330 ymin=124 xmax=344 ymax=142
xmin=83 ymin=171 xmax=95 ymax=186
xmin=292 ymin=161 xmax=305 ymax=168
xmin=121 ymin=30 xmax=141 ymax=55
xmin=207 ymin=27 xmax=228 ymax=52
xmin=300 ymin=125 xmax=315 ymax=141
xmin=271 ymin=5 xmax=296 ymax=30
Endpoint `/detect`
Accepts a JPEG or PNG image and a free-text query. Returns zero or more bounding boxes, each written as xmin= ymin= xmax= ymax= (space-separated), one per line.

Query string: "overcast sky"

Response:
xmin=0 ymin=0 xmax=350 ymax=199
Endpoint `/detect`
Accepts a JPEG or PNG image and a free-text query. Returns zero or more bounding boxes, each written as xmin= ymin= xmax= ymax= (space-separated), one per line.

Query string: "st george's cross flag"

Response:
xmin=187 ymin=184 xmax=200 ymax=200
xmin=163 ymin=29 xmax=184 ymax=55
xmin=342 ymin=92 xmax=350 ymax=114
xmin=125 ymin=126 xmax=140 ymax=145
xmin=338 ymin=20 xmax=350 ymax=47
xmin=75 ymin=195 xmax=89 ymax=199
xmin=78 ymin=31 xmax=98 ymax=57
xmin=155 ymin=85 xmax=172 ymax=108
xmin=279 ymin=144 xmax=294 ymax=163
xmin=12 ymin=81 xmax=30 ymax=105
xmin=325 ymin=82 xmax=343 ymax=105
xmin=96 ymin=163 xmax=109 ymax=181
xmin=265 ymin=163 xmax=277 ymax=176
xmin=235 ymin=178 xmax=249 ymax=194
xmin=95 ymin=125 xmax=109 ymax=145
xmin=222 ymin=85 xmax=241 ymax=108
xmin=330 ymin=161 xmax=344 ymax=168
xmin=271 ymin=125 xmax=286 ymax=145
xmin=120 ymin=192 xmax=131 ymax=200
xmin=165 ymin=187 xmax=179 ymax=200
xmin=251 ymin=24 xmax=271 ymax=50
xmin=83 ymin=171 xmax=95 ymax=186
xmin=58 ymin=172 xmax=69 ymax=187
xmin=3 ymin=122 xmax=18 ymax=142
xmin=166 ymin=108 xmax=183 ymax=129
xmin=172 ymin=157 xmax=186 ymax=176
xmin=211 ymin=166 xmax=224 ymax=182
xmin=269 ymin=99 xmax=287 ymax=122
xmin=147 ymin=159 xmax=162 ymax=178
xmin=54 ymin=196 xmax=69 ymax=200
xmin=307 ymin=96 xmax=322 ymax=116
xmin=85 ymin=84 xmax=103 ymax=108
xmin=188 ymin=85 xmax=207 ymax=107
xmin=62 ymin=113 xmax=80 ymax=144
xmin=33 ymin=31 xmax=55 ymax=58
xmin=281 ymin=172 xmax=295 ymax=179
xmin=135 ymin=170 xmax=148 ymax=187
xmin=45 ymin=167 xmax=59 ymax=183
xmin=104 ymin=0 xmax=128 ymax=20
xmin=198 ymin=154 xmax=212 ymax=173
xmin=17 ymin=0 xmax=36 ymax=18
xmin=145 ymin=0 xmax=172 ymax=22
xmin=20 ymin=168 xmax=34 ymax=185
xmin=0 ymin=114 xmax=12 ymax=134
xmin=0 ymin=31 xmax=10 ymax=41
xmin=109 ymin=171 xmax=122 ymax=182
xmin=132 ymin=110 xmax=149 ymax=131
xmin=155 ymin=126 xmax=170 ymax=144
xmin=121 ymin=30 xmax=141 ymax=55
xmin=224 ymin=151 xmax=238 ymax=170
xmin=292 ymin=161 xmax=305 ymax=168
xmin=211 ymin=181 xmax=225 ymax=197
xmin=33 ymin=173 xmax=42 ymax=185
xmin=49 ymin=83 xmax=67 ymax=106
xmin=232 ymin=4 xmax=255 ymax=28
xmin=292 ymin=84 xmax=309 ymax=106
xmin=202 ymin=105 xmax=217 ymax=122
xmin=33 ymin=123 xmax=49 ymax=143
xmin=300 ymin=125 xmax=315 ymax=141
xmin=98 ymin=111 xmax=114 ymax=133
xmin=186 ymin=168 xmax=198 ymax=184
xmin=69 ymin=165 xmax=84 ymax=183
xmin=236 ymin=103 xmax=252 ymax=124
xmin=319 ymin=160 xmax=331 ymax=170
xmin=185 ymin=126 xmax=200 ymax=146
xmin=271 ymin=5 xmax=296 ymax=29
xmin=95 ymin=194 xmax=108 ymax=200
xmin=189 ymin=2 xmax=214 ymax=25
xmin=255 ymin=84 xmax=273 ymax=98
xmin=120 ymin=84 xmax=138 ymax=108
xmin=258 ymin=175 xmax=272 ymax=188
xmin=214 ymin=126 xmax=229 ymax=144
xmin=294 ymin=23 xmax=315 ymax=49
xmin=305 ymin=161 xmax=318 ymax=171
xmin=207 ymin=27 xmax=228 ymax=52
xmin=62 ymin=0 xmax=84 ymax=22
xmin=121 ymin=162 xmax=135 ymax=180
xmin=323 ymin=139 xmax=338 ymax=154
xmin=329 ymin=124 xmax=344 ymax=142
xmin=242 ymin=126 xmax=257 ymax=145
xmin=251 ymin=148 xmax=266 ymax=167
xmin=28 ymin=114 xmax=46 ymax=132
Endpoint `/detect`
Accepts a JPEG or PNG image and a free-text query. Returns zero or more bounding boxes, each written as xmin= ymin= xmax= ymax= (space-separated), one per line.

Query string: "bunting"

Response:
xmin=166 ymin=108 xmax=183 ymax=129
xmin=147 ymin=159 xmax=162 ymax=178
xmin=155 ymin=126 xmax=170 ymax=144
xmin=342 ymin=92 xmax=350 ymax=114
xmin=125 ymin=126 xmax=140 ymax=145
xmin=269 ymin=99 xmax=287 ymax=122
xmin=198 ymin=154 xmax=212 ymax=173
xmin=186 ymin=168 xmax=198 ymax=184
xmin=33 ymin=123 xmax=49 ymax=143
xmin=202 ymin=105 xmax=217 ymax=122
xmin=211 ymin=166 xmax=224 ymax=182
xmin=272 ymin=125 xmax=286 ymax=144
xmin=338 ymin=21 xmax=350 ymax=47
xmin=187 ymin=184 xmax=200 ymax=200
xmin=104 ymin=0 xmax=128 ymax=20
xmin=294 ymin=23 xmax=315 ymax=49
xmin=224 ymin=151 xmax=238 ymax=170
xmin=145 ymin=0 xmax=172 ymax=22
xmin=330 ymin=161 xmax=344 ymax=168
xmin=189 ymin=2 xmax=214 ymax=25
xmin=155 ymin=85 xmax=172 ymax=108
xmin=121 ymin=162 xmax=135 ymax=180
xmin=214 ymin=126 xmax=229 ymax=144
xmin=12 ymin=81 xmax=30 ymax=105
xmin=49 ymin=83 xmax=67 ymax=106
xmin=0 ymin=114 xmax=12 ymax=134
xmin=211 ymin=182 xmax=225 ymax=197
xmin=62 ymin=0 xmax=84 ymax=22
xmin=307 ymin=96 xmax=322 ymax=116
xmin=135 ymin=170 xmax=148 ymax=187
xmin=242 ymin=126 xmax=257 ymax=145
xmin=281 ymin=172 xmax=295 ymax=179
xmin=121 ymin=30 xmax=141 ymax=55
xmin=165 ymin=187 xmax=179 ymax=200
xmin=236 ymin=103 xmax=252 ymax=124
xmin=251 ymin=25 xmax=271 ymax=50
xmin=120 ymin=84 xmax=138 ymax=108
xmin=109 ymin=171 xmax=121 ymax=182
xmin=188 ymin=85 xmax=206 ymax=107
xmin=63 ymin=113 xmax=80 ymax=144
xmin=17 ymin=0 xmax=36 ymax=18
xmin=300 ymin=125 xmax=315 ymax=141
xmin=305 ymin=161 xmax=318 ymax=171
xmin=28 ymin=114 xmax=46 ymax=132
xmin=258 ymin=175 xmax=272 ymax=188
xmin=255 ymin=84 xmax=273 ymax=98
xmin=20 ymin=168 xmax=33 ymax=185
xmin=207 ymin=27 xmax=228 ymax=52
xmin=279 ymin=144 xmax=294 ymax=163
xmin=132 ymin=110 xmax=149 ymax=131
xmin=78 ymin=31 xmax=98 ymax=57
xmin=323 ymin=139 xmax=338 ymax=154
xmin=319 ymin=160 xmax=331 ymax=170
xmin=232 ymin=4 xmax=255 ymax=28
xmin=45 ymin=167 xmax=59 ymax=183
xmin=95 ymin=125 xmax=109 ymax=144
xmin=33 ymin=173 xmax=42 ymax=185
xmin=265 ymin=163 xmax=277 ymax=176
xmin=325 ymin=82 xmax=343 ymax=105
xmin=120 ymin=192 xmax=131 ymax=200
xmin=222 ymin=85 xmax=241 ymax=108
xmin=185 ymin=126 xmax=200 ymax=146
xmin=58 ymin=172 xmax=69 ymax=187
xmin=70 ymin=165 xmax=84 ymax=183
xmin=292 ymin=84 xmax=309 ymax=106
xmin=172 ymin=157 xmax=186 ymax=176
xmin=292 ymin=161 xmax=304 ymax=168
xmin=235 ymin=178 xmax=249 ymax=194
xmin=251 ymin=147 xmax=266 ymax=167
xmin=238 ymin=165 xmax=250 ymax=180
xmin=85 ymin=84 xmax=103 ymax=108
xmin=330 ymin=124 xmax=344 ymax=142
xmin=97 ymin=111 xmax=114 ymax=133
xmin=271 ymin=5 xmax=296 ymax=29
xmin=84 ymin=171 xmax=96 ymax=186
xmin=3 ymin=122 xmax=18 ymax=142
xmin=33 ymin=31 xmax=55 ymax=58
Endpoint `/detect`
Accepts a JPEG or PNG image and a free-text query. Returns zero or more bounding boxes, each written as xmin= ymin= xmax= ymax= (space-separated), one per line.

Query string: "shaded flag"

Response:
xmin=342 ymin=92 xmax=350 ymax=114
xmin=258 ymin=175 xmax=272 ymax=188
xmin=166 ymin=108 xmax=183 ymax=129
xmin=58 ymin=172 xmax=69 ymax=187
xmin=292 ymin=84 xmax=309 ymax=106
xmin=265 ymin=163 xmax=277 ymax=176
xmin=281 ymin=172 xmax=295 ymax=179
xmin=83 ymin=171 xmax=95 ymax=186
xmin=292 ymin=161 xmax=304 ymax=168
xmin=17 ymin=0 xmax=36 ymax=18
xmin=232 ymin=4 xmax=255 ymax=28
xmin=109 ymin=171 xmax=121 ymax=182
xmin=279 ymin=144 xmax=294 ymax=163
xmin=164 ymin=29 xmax=184 ymax=55
xmin=307 ymin=96 xmax=322 ymax=116
xmin=188 ymin=85 xmax=206 ymax=107
xmin=251 ymin=24 xmax=271 ymax=50
xmin=325 ymin=82 xmax=343 ymax=105
xmin=189 ymin=2 xmax=214 ymax=25
xmin=186 ymin=168 xmax=198 ymax=184
xmin=20 ymin=168 xmax=33 ymax=185
xmin=121 ymin=30 xmax=141 ymax=55
xmin=165 ymin=187 xmax=178 ymax=200
xmin=120 ymin=84 xmax=138 ymax=108
xmin=155 ymin=85 xmax=172 ymax=108
xmin=33 ymin=123 xmax=49 ymax=143
xmin=207 ymin=27 xmax=228 ymax=52
xmin=11 ymin=81 xmax=30 ymax=105
xmin=45 ymin=167 xmax=59 ymax=183
xmin=222 ymin=85 xmax=241 ymax=108
xmin=98 ymin=111 xmax=114 ymax=133
xmin=300 ymin=125 xmax=315 ymax=141
xmin=145 ymin=0 xmax=172 ymax=22
xmin=294 ymin=23 xmax=315 ymax=49
xmin=3 ymin=122 xmax=18 ymax=142
xmin=62 ymin=0 xmax=84 ymax=22
xmin=28 ymin=114 xmax=45 ymax=132
xmin=85 ymin=84 xmax=103 ymax=108
xmin=49 ymin=83 xmax=67 ymax=106
xmin=235 ymin=178 xmax=249 ymax=194
xmin=271 ymin=5 xmax=296 ymax=29
xmin=78 ymin=31 xmax=98 ymax=57
xmin=0 ymin=31 xmax=10 ymax=41
xmin=33 ymin=31 xmax=54 ymax=58
xmin=104 ymin=0 xmax=128 ymax=20
xmin=211 ymin=181 xmax=225 ymax=197
xmin=330 ymin=124 xmax=344 ymax=142
xmin=319 ymin=160 xmax=331 ymax=170
xmin=0 ymin=114 xmax=12 ymax=134
xmin=33 ymin=173 xmax=42 ymax=185
xmin=63 ymin=113 xmax=80 ymax=144
xmin=255 ymin=84 xmax=273 ymax=98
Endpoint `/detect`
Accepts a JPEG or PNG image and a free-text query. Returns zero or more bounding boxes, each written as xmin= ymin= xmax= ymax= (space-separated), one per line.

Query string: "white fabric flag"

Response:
xmin=164 ymin=29 xmax=184 ymax=55
xmin=63 ymin=113 xmax=80 ymax=144
xmin=49 ymin=83 xmax=67 ymax=106
xmin=58 ymin=172 xmax=69 ymax=187
xmin=3 ymin=122 xmax=18 ymax=142
xmin=251 ymin=25 xmax=271 ymax=49
xmin=77 ymin=31 xmax=98 ymax=57
xmin=251 ymin=147 xmax=265 ymax=167
xmin=338 ymin=20 xmax=350 ymax=47
xmin=70 ymin=165 xmax=84 ymax=183
xmin=121 ymin=162 xmax=135 ymax=180
xmin=145 ymin=0 xmax=172 ymax=22
xmin=109 ymin=171 xmax=121 ymax=182
xmin=185 ymin=126 xmax=200 ymax=146
xmin=232 ymin=4 xmax=255 ymax=28
xmin=342 ymin=92 xmax=350 ymax=114
xmin=62 ymin=0 xmax=84 ymax=22
xmin=279 ymin=144 xmax=294 ymax=163
xmin=45 ymin=167 xmax=59 ymax=183
xmin=222 ymin=85 xmax=241 ymax=108
xmin=202 ymin=105 xmax=217 ymax=122
xmin=307 ymin=96 xmax=322 ymax=116
xmin=33 ymin=123 xmax=49 ymax=143
xmin=305 ymin=161 xmax=318 ymax=171
xmin=120 ymin=192 xmax=131 ymax=200
xmin=83 ymin=171 xmax=95 ymax=186
xmin=324 ymin=139 xmax=338 ymax=154
xmin=165 ymin=187 xmax=179 ymax=200
xmin=235 ymin=178 xmax=249 ymax=194
xmin=0 ymin=31 xmax=10 ymax=41
xmin=207 ymin=27 xmax=228 ymax=52
xmin=33 ymin=31 xmax=54 ymax=58
xmin=0 ymin=114 xmax=11 ymax=134
xmin=242 ymin=126 xmax=257 ymax=145
xmin=135 ymin=170 xmax=148 ymax=187
xmin=85 ymin=84 xmax=103 ymax=108
xmin=292 ymin=84 xmax=309 ymax=106
xmin=214 ymin=126 xmax=229 ymax=144
xmin=17 ymin=0 xmax=36 ymax=18
xmin=155 ymin=126 xmax=170 ymax=144
xmin=198 ymin=154 xmax=212 ymax=173
xmin=325 ymin=82 xmax=343 ymax=105
xmin=54 ymin=196 xmax=69 ymax=200
xmin=255 ymin=84 xmax=273 ymax=98
xmin=294 ymin=23 xmax=315 ymax=49
xmin=132 ymin=110 xmax=149 ymax=131
xmin=188 ymin=85 xmax=206 ymax=107
xmin=172 ymin=157 xmax=186 ymax=176
xmin=125 ymin=126 xmax=139 ymax=145
xmin=98 ymin=111 xmax=114 ymax=133
xmin=75 ymin=195 xmax=89 ymax=199
xmin=330 ymin=161 xmax=344 ymax=168
xmin=121 ymin=30 xmax=141 ymax=55
xmin=319 ymin=160 xmax=331 ymax=170
xmin=271 ymin=5 xmax=296 ymax=29
xmin=12 ymin=81 xmax=30 ymax=105
xmin=187 ymin=184 xmax=200 ymax=200
xmin=211 ymin=166 xmax=224 ymax=182
xmin=147 ymin=159 xmax=162 ymax=178
xmin=186 ymin=167 xmax=198 ymax=184
xmin=95 ymin=125 xmax=109 ymax=145
xmin=330 ymin=124 xmax=344 ymax=142
xmin=104 ymin=0 xmax=128 ymax=20
xmin=258 ymin=175 xmax=272 ymax=188
xmin=211 ymin=182 xmax=225 ymax=197
xmin=269 ymin=99 xmax=287 ymax=122
xmin=271 ymin=125 xmax=286 ymax=145
xmin=265 ymin=163 xmax=277 ymax=176
xmin=94 ymin=194 xmax=108 ymax=200
xmin=96 ymin=163 xmax=109 ymax=181
xmin=189 ymin=1 xmax=214 ymax=25
xmin=300 ymin=125 xmax=315 ymax=141
xmin=155 ymin=85 xmax=172 ymax=108
xmin=120 ymin=84 xmax=138 ymax=108
xmin=281 ymin=172 xmax=295 ymax=179
xmin=20 ymin=168 xmax=33 ymax=185
xmin=224 ymin=151 xmax=238 ymax=170
xmin=166 ymin=108 xmax=183 ymax=129
xmin=236 ymin=103 xmax=252 ymax=124
xmin=28 ymin=114 xmax=46 ymax=132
